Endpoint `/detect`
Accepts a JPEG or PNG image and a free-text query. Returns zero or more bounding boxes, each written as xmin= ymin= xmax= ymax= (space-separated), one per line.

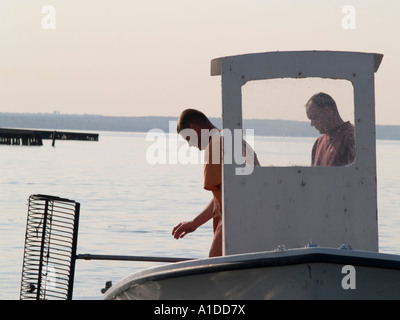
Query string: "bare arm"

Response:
xmin=172 ymin=198 xmax=214 ymax=239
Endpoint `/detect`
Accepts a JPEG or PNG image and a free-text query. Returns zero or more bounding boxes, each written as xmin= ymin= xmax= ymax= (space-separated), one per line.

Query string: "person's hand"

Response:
xmin=172 ymin=221 xmax=197 ymax=239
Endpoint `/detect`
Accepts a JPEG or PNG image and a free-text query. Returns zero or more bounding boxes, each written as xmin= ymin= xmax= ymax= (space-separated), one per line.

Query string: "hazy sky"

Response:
xmin=1 ymin=1 xmax=399 ymax=124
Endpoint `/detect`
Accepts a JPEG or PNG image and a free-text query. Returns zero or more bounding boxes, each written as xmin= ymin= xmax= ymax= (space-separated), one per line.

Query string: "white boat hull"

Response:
xmin=103 ymin=247 xmax=400 ymax=300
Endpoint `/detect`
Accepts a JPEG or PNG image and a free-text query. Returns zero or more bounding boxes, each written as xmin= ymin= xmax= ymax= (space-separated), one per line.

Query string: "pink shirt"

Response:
xmin=312 ymin=121 xmax=355 ymax=167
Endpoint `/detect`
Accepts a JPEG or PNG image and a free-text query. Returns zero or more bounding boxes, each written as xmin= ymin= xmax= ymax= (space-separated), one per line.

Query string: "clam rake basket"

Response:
xmin=20 ymin=194 xmax=80 ymax=300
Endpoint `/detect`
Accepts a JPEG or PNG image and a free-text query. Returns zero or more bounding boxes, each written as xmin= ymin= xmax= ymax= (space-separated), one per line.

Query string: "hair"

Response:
xmin=307 ymin=92 xmax=339 ymax=114
xmin=177 ymin=109 xmax=212 ymax=133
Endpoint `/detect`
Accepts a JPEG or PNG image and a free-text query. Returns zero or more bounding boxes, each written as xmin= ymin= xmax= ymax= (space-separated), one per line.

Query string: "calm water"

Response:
xmin=1 ymin=132 xmax=399 ymax=299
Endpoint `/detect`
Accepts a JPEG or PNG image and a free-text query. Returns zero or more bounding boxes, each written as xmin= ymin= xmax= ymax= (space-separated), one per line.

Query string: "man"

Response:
xmin=172 ymin=109 xmax=259 ymax=257
xmin=305 ymin=92 xmax=355 ymax=167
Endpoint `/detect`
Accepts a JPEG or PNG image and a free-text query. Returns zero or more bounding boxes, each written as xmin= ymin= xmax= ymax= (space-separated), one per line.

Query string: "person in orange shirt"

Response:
xmin=305 ymin=92 xmax=355 ymax=167
xmin=172 ymin=109 xmax=259 ymax=257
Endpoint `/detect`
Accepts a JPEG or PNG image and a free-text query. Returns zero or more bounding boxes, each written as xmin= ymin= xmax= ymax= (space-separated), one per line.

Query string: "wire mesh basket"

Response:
xmin=20 ymin=194 xmax=80 ymax=300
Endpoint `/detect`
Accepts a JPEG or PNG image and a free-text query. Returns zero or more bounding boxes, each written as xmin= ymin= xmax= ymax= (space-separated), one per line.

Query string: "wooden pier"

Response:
xmin=0 ymin=128 xmax=99 ymax=146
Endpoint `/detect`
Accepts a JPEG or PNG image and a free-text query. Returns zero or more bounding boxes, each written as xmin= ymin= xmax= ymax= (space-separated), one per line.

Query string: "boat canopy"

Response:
xmin=211 ymin=51 xmax=383 ymax=255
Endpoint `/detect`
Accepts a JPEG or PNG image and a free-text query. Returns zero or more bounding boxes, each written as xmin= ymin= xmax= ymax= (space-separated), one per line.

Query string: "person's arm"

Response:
xmin=172 ymin=198 xmax=214 ymax=239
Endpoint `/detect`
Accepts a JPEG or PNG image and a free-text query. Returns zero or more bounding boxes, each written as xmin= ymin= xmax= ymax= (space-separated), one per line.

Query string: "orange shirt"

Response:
xmin=204 ymin=134 xmax=222 ymax=232
xmin=203 ymin=133 xmax=260 ymax=232
xmin=312 ymin=121 xmax=355 ymax=167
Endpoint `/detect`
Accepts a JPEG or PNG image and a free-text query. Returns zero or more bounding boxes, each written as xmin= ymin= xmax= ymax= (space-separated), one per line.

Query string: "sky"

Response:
xmin=1 ymin=0 xmax=399 ymax=125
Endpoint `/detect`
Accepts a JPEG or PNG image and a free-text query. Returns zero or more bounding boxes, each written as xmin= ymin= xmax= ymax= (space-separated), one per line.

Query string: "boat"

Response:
xmin=104 ymin=246 xmax=400 ymax=300
xmin=103 ymin=50 xmax=398 ymax=300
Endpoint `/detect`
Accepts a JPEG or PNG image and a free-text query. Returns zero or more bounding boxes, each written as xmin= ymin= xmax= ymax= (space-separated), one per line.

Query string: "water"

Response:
xmin=1 ymin=132 xmax=399 ymax=299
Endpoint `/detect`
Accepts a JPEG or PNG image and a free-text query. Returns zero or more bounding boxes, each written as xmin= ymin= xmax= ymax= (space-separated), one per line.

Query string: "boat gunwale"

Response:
xmin=104 ymin=247 xmax=400 ymax=299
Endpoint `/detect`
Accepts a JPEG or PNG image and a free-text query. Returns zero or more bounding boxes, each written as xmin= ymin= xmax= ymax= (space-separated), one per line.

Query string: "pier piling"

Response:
xmin=0 ymin=128 xmax=98 ymax=146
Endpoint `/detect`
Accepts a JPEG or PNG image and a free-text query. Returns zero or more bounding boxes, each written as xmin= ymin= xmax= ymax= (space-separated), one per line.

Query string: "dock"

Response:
xmin=0 ymin=128 xmax=99 ymax=146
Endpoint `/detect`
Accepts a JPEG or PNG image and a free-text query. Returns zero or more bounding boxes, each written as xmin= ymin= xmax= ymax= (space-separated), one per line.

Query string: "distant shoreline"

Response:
xmin=1 ymin=112 xmax=400 ymax=140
